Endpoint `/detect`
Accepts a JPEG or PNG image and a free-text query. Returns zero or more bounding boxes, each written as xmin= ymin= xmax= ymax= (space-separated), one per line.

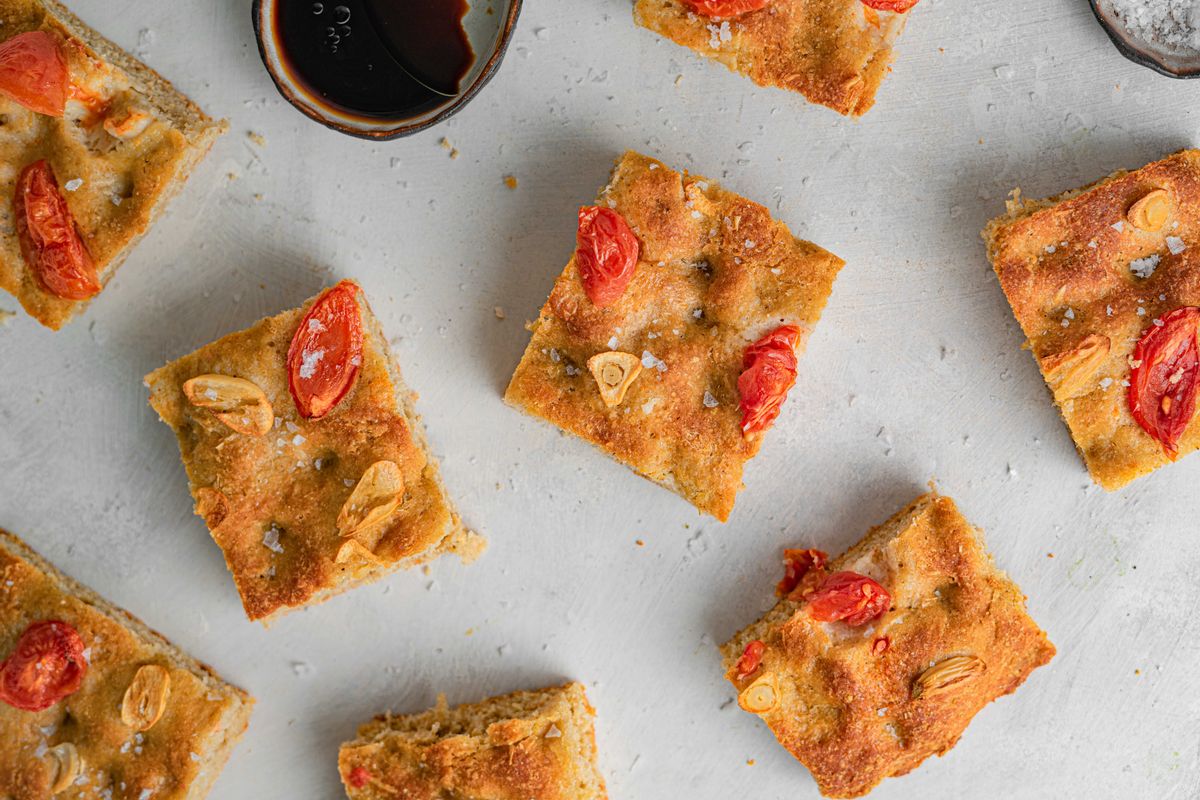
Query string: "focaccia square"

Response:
xmin=0 ymin=528 xmax=253 ymax=800
xmin=338 ymin=682 xmax=607 ymax=800
xmin=721 ymin=493 xmax=1054 ymax=798
xmin=504 ymin=151 xmax=843 ymax=521
xmin=984 ymin=149 xmax=1200 ymax=489
xmin=633 ymin=0 xmax=913 ymax=117
xmin=0 ymin=0 xmax=226 ymax=329
xmin=145 ymin=281 xmax=483 ymax=623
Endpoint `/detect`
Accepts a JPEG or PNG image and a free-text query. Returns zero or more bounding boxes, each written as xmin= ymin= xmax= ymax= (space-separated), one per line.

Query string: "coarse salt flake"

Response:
xmin=262 ymin=527 xmax=284 ymax=553
xmin=1130 ymin=254 xmax=1160 ymax=279
xmin=298 ymin=349 xmax=325 ymax=379
xmin=1167 ymin=236 xmax=1186 ymax=255
xmin=641 ymin=351 xmax=667 ymax=372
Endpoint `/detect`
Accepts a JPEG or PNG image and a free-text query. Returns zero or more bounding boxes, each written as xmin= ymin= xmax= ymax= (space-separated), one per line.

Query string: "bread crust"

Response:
xmin=633 ymin=0 xmax=908 ymax=117
xmin=504 ymin=151 xmax=843 ymax=521
xmin=983 ymin=149 xmax=1200 ymax=489
xmin=338 ymin=682 xmax=607 ymax=800
xmin=0 ymin=528 xmax=253 ymax=800
xmin=0 ymin=0 xmax=226 ymax=329
xmin=720 ymin=493 xmax=1055 ymax=798
xmin=145 ymin=282 xmax=482 ymax=622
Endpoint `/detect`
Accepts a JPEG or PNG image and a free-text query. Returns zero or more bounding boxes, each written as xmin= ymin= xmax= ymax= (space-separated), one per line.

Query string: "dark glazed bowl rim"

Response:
xmin=252 ymin=0 xmax=524 ymax=140
xmin=1088 ymin=0 xmax=1200 ymax=79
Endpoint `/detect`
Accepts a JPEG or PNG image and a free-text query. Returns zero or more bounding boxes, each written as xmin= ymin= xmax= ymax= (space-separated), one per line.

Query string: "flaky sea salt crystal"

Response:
xmin=298 ymin=349 xmax=324 ymax=379
xmin=1130 ymin=254 xmax=1160 ymax=278
xmin=641 ymin=351 xmax=667 ymax=372
xmin=262 ymin=527 xmax=284 ymax=553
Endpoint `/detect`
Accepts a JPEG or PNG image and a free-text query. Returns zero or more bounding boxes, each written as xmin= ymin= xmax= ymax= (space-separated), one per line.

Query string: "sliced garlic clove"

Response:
xmin=47 ymin=742 xmax=80 ymax=793
xmin=335 ymin=538 xmax=382 ymax=564
xmin=337 ymin=461 xmax=404 ymax=539
xmin=1042 ymin=334 xmax=1111 ymax=400
xmin=911 ymin=654 xmax=986 ymax=700
xmin=121 ymin=664 xmax=171 ymax=731
xmin=182 ymin=374 xmax=274 ymax=436
xmin=586 ymin=351 xmax=643 ymax=408
xmin=737 ymin=672 xmax=778 ymax=714
xmin=1127 ymin=189 xmax=1171 ymax=232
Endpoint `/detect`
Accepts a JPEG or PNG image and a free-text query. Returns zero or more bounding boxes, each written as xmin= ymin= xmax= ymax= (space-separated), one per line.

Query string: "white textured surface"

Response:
xmin=1 ymin=0 xmax=1199 ymax=798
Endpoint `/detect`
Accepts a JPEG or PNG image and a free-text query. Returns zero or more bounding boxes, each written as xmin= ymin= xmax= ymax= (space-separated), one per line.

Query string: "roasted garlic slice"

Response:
xmin=587 ymin=351 xmax=642 ymax=408
xmin=338 ymin=460 xmax=404 ymax=539
xmin=121 ymin=664 xmax=171 ymax=731
xmin=182 ymin=374 xmax=274 ymax=436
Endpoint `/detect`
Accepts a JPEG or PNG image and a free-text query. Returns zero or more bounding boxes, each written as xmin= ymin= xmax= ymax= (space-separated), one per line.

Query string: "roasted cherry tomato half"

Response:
xmin=776 ymin=547 xmax=827 ymax=597
xmin=287 ymin=280 xmax=365 ymax=419
xmin=735 ymin=639 xmax=765 ymax=680
xmin=860 ymin=0 xmax=920 ymax=11
xmin=681 ymin=0 xmax=768 ymax=17
xmin=15 ymin=159 xmax=99 ymax=300
xmin=0 ymin=31 xmax=67 ymax=116
xmin=1128 ymin=306 xmax=1200 ymax=457
xmin=0 ymin=620 xmax=87 ymax=712
xmin=807 ymin=571 xmax=891 ymax=627
xmin=347 ymin=766 xmax=372 ymax=789
xmin=575 ymin=206 xmax=639 ymax=308
xmin=738 ymin=325 xmax=801 ymax=435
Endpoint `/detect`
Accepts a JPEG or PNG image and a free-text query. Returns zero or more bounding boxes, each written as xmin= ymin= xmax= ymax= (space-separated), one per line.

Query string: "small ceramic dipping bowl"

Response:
xmin=253 ymin=0 xmax=523 ymax=139
xmin=1089 ymin=0 xmax=1200 ymax=78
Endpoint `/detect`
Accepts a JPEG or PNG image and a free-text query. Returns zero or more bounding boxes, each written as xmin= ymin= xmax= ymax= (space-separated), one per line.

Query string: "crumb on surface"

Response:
xmin=494 ymin=306 xmax=506 ymax=320
xmin=503 ymin=175 xmax=518 ymax=190
xmin=248 ymin=131 xmax=266 ymax=147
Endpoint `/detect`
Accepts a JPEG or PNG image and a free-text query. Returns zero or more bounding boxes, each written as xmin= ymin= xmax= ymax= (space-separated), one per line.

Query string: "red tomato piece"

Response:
xmin=776 ymin=547 xmax=827 ymax=597
xmin=738 ymin=325 xmax=801 ymax=435
xmin=287 ymin=280 xmax=365 ymax=419
xmin=681 ymin=0 xmax=768 ymax=17
xmin=0 ymin=620 xmax=87 ymax=712
xmin=860 ymin=0 xmax=920 ymax=11
xmin=1128 ymin=306 xmax=1200 ymax=457
xmin=575 ymin=206 xmax=639 ymax=308
xmin=735 ymin=640 xmax=765 ymax=680
xmin=15 ymin=160 xmax=99 ymax=300
xmin=807 ymin=571 xmax=891 ymax=627
xmin=0 ymin=31 xmax=67 ymax=116
xmin=347 ymin=767 xmax=372 ymax=789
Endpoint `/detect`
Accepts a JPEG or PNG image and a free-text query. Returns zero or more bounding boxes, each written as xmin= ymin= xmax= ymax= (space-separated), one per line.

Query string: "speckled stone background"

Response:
xmin=1 ymin=0 xmax=1198 ymax=797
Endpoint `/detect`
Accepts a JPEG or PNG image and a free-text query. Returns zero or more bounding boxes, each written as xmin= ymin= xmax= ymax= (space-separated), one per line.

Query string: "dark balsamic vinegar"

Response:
xmin=275 ymin=0 xmax=474 ymax=120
